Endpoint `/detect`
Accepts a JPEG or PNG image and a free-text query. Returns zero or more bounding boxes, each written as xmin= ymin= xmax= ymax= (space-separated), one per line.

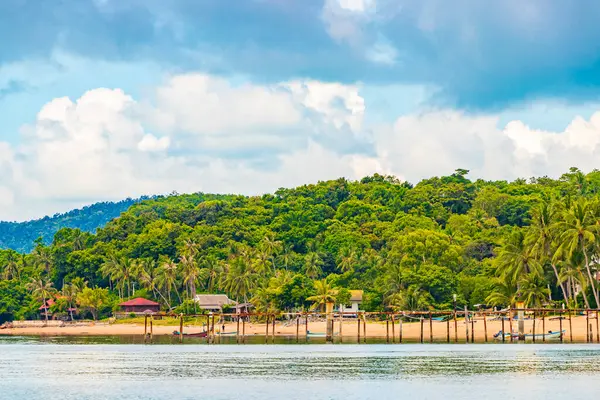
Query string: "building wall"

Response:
xmin=338 ymin=302 xmax=360 ymax=313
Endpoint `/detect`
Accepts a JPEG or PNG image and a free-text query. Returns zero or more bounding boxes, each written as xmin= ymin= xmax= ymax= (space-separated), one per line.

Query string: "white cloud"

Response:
xmin=5 ymin=71 xmax=600 ymax=222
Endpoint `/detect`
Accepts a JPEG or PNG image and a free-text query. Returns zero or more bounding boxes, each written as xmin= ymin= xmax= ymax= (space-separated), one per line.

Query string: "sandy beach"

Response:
xmin=2 ymin=314 xmax=599 ymax=342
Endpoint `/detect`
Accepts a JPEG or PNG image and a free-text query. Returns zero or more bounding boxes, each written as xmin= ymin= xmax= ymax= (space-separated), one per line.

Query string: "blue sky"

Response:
xmin=2 ymin=0 xmax=600 ymax=221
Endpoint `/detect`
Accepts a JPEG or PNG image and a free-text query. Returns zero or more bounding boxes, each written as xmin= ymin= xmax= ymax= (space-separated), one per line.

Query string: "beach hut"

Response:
xmin=337 ymin=290 xmax=363 ymax=315
xmin=119 ymin=298 xmax=160 ymax=314
xmin=194 ymin=294 xmax=236 ymax=312
xmin=39 ymin=299 xmax=55 ymax=320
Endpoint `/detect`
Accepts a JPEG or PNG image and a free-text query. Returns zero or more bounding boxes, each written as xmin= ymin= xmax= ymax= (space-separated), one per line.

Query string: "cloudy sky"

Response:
xmin=2 ymin=0 xmax=600 ymax=221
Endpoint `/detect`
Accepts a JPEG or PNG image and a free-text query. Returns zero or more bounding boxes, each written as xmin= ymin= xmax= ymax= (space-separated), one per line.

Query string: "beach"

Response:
xmin=2 ymin=314 xmax=599 ymax=342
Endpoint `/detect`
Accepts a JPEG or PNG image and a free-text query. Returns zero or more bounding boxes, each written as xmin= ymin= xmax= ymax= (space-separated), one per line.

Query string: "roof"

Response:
xmin=350 ymin=290 xmax=363 ymax=302
xmin=332 ymin=289 xmax=363 ymax=302
xmin=194 ymin=294 xmax=235 ymax=307
xmin=119 ymin=298 xmax=160 ymax=307
xmin=39 ymin=299 xmax=55 ymax=310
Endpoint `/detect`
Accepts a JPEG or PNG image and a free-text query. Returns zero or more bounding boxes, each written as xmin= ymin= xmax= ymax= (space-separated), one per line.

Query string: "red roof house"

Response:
xmin=119 ymin=298 xmax=160 ymax=314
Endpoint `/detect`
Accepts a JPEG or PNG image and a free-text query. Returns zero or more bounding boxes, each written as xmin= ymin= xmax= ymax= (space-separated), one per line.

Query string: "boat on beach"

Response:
xmin=172 ymin=330 xmax=208 ymax=338
xmin=493 ymin=330 xmax=564 ymax=340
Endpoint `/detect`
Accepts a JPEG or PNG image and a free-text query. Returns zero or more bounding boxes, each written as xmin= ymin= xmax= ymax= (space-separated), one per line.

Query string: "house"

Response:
xmin=119 ymin=298 xmax=160 ymax=314
xmin=194 ymin=294 xmax=253 ymax=313
xmin=39 ymin=299 xmax=55 ymax=320
xmin=338 ymin=290 xmax=363 ymax=315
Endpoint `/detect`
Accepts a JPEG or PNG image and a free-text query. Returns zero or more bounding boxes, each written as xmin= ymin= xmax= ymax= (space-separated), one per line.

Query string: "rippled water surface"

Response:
xmin=1 ymin=337 xmax=600 ymax=399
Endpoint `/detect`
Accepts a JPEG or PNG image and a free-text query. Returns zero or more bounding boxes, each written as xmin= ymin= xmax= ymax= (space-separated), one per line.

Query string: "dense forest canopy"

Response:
xmin=2 ymin=167 xmax=600 ymax=323
xmin=0 ymin=198 xmax=147 ymax=253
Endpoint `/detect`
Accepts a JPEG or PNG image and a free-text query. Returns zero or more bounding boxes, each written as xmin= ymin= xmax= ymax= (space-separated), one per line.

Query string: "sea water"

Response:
xmin=1 ymin=336 xmax=600 ymax=399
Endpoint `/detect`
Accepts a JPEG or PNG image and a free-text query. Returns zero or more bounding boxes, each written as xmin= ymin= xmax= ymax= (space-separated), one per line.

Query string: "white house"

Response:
xmin=338 ymin=290 xmax=363 ymax=314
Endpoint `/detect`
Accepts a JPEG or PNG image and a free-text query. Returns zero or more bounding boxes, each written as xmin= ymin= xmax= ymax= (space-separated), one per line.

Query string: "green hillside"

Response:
xmin=0 ymin=198 xmax=145 ymax=253
xmin=2 ymin=168 xmax=600 ymax=323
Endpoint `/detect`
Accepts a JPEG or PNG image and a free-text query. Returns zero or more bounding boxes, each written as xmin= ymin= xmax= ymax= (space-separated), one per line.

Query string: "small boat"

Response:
xmin=172 ymin=330 xmax=208 ymax=338
xmin=306 ymin=331 xmax=327 ymax=337
xmin=218 ymin=331 xmax=238 ymax=336
xmin=493 ymin=330 xmax=564 ymax=340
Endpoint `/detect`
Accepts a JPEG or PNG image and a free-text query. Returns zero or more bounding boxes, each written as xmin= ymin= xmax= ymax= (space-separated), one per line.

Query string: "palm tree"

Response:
xmin=553 ymin=199 xmax=599 ymax=306
xmin=306 ymin=279 xmax=336 ymax=311
xmin=261 ymin=234 xmax=283 ymax=271
xmin=527 ymin=200 xmax=568 ymax=302
xmin=26 ymin=277 xmax=56 ymax=322
xmin=180 ymin=254 xmax=200 ymax=300
xmin=519 ymin=274 xmax=551 ymax=308
xmin=33 ymin=246 xmax=52 ymax=276
xmin=337 ymin=248 xmax=357 ymax=273
xmin=387 ymin=285 xmax=430 ymax=311
xmin=304 ymin=252 xmax=323 ymax=279
xmin=2 ymin=252 xmax=20 ymax=280
xmin=221 ymin=256 xmax=259 ymax=305
xmin=200 ymin=256 xmax=223 ymax=292
xmin=485 ymin=278 xmax=519 ymax=308
xmin=496 ymin=230 xmax=542 ymax=288
xmin=156 ymin=260 xmax=179 ymax=305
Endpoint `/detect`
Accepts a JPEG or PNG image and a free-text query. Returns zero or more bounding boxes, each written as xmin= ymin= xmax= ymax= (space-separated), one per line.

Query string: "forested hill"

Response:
xmin=0 ymin=198 xmax=146 ymax=253
xmin=3 ymin=168 xmax=600 ymax=323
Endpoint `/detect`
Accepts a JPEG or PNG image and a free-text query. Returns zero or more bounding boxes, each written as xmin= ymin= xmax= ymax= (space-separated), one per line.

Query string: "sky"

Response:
xmin=2 ymin=0 xmax=600 ymax=221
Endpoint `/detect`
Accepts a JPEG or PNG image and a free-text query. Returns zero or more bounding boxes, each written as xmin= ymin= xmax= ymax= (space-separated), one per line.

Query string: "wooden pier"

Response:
xmin=143 ymin=308 xmax=600 ymax=344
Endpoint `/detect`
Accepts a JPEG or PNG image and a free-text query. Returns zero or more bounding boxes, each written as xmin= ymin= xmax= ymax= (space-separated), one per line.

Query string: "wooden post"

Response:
xmin=236 ymin=314 xmax=240 ymax=343
xmin=399 ymin=316 xmax=403 ymax=343
xmin=464 ymin=307 xmax=469 ymax=343
xmin=149 ymin=317 xmax=153 ymax=341
xmin=386 ymin=318 xmax=390 ymax=343
xmin=296 ymin=315 xmax=300 ymax=343
xmin=362 ymin=313 xmax=366 ymax=343
xmin=501 ymin=313 xmax=505 ymax=343
xmin=206 ymin=315 xmax=211 ymax=343
xmin=211 ymin=314 xmax=216 ymax=343
xmin=569 ymin=310 xmax=573 ymax=343
xmin=585 ymin=310 xmax=592 ymax=343
xmin=471 ymin=312 xmax=475 ymax=343
xmin=532 ymin=311 xmax=536 ymax=343
xmin=590 ymin=323 xmax=594 ymax=343
xmin=454 ymin=309 xmax=458 ymax=343
xmin=144 ymin=314 xmax=148 ymax=338
xmin=305 ymin=313 xmax=308 ymax=341
xmin=559 ymin=311 xmax=563 ymax=343
xmin=265 ymin=315 xmax=269 ymax=343
xmin=446 ymin=315 xmax=450 ymax=343
xmin=179 ymin=315 xmax=184 ymax=343
xmin=391 ymin=315 xmax=396 ymax=343
xmin=483 ymin=312 xmax=488 ymax=343
xmin=429 ymin=311 xmax=433 ymax=343
xmin=420 ymin=317 xmax=424 ymax=343
xmin=596 ymin=310 xmax=600 ymax=343
xmin=272 ymin=315 xmax=276 ymax=343
xmin=357 ymin=314 xmax=361 ymax=343
xmin=509 ymin=309 xmax=513 ymax=342
xmin=339 ymin=311 xmax=343 ymax=343
xmin=542 ymin=311 xmax=546 ymax=342
xmin=242 ymin=317 xmax=246 ymax=343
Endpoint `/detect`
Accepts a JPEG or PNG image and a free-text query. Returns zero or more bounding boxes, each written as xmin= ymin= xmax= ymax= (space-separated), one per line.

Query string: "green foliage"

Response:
xmin=3 ymin=169 xmax=600 ymax=322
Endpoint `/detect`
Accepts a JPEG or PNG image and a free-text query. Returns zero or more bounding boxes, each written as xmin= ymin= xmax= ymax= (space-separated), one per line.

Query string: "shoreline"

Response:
xmin=2 ymin=315 xmax=598 ymax=342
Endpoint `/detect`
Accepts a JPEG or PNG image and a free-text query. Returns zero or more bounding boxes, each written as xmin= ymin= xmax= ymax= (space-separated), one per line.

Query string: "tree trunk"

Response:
xmin=582 ymin=241 xmax=600 ymax=307
xmin=550 ymin=263 xmax=569 ymax=304
xmin=43 ymin=296 xmax=48 ymax=322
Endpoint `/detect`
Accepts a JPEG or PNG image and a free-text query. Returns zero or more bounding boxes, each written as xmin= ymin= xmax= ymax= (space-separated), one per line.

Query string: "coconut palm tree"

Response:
xmin=33 ymin=246 xmax=52 ymax=276
xmin=485 ymin=278 xmax=519 ymax=308
xmin=261 ymin=234 xmax=283 ymax=271
xmin=306 ymin=279 xmax=336 ymax=311
xmin=180 ymin=254 xmax=200 ymax=300
xmin=156 ymin=260 xmax=179 ymax=305
xmin=553 ymin=199 xmax=599 ymax=306
xmin=527 ymin=200 xmax=568 ymax=302
xmin=26 ymin=277 xmax=56 ymax=322
xmin=337 ymin=248 xmax=357 ymax=273
xmin=220 ymin=256 xmax=259 ymax=304
xmin=519 ymin=273 xmax=551 ymax=308
xmin=2 ymin=252 xmax=20 ymax=280
xmin=495 ymin=230 xmax=542 ymax=288
xmin=304 ymin=252 xmax=323 ymax=279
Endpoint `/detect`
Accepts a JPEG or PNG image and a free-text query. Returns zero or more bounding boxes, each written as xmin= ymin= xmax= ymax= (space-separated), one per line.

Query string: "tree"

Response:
xmin=76 ymin=287 xmax=109 ymax=320
xmin=554 ymin=199 xmax=599 ymax=307
xmin=304 ymin=252 xmax=323 ymax=279
xmin=306 ymin=279 xmax=336 ymax=311
xmin=26 ymin=277 xmax=55 ymax=322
